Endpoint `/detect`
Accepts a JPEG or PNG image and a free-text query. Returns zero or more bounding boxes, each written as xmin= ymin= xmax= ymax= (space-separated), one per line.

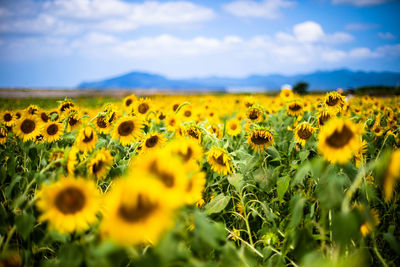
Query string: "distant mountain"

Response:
xmin=78 ymin=69 xmax=400 ymax=90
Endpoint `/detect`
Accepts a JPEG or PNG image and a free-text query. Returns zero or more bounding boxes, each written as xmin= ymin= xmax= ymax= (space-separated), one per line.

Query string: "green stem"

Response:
xmin=225 ymin=227 xmax=263 ymax=258
xmin=1 ymin=225 xmax=16 ymax=252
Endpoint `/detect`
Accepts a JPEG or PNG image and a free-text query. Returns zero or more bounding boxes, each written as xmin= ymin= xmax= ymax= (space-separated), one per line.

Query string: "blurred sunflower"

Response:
xmin=36 ymin=175 xmax=101 ymax=234
xmin=354 ymin=140 xmax=368 ymax=168
xmin=48 ymin=148 xmax=65 ymax=167
xmin=112 ymin=116 xmax=142 ymax=146
xmin=1 ymin=110 xmax=16 ymax=127
xmin=88 ymin=148 xmax=113 ymax=180
xmin=280 ymin=88 xmax=294 ymax=102
xmin=208 ymin=123 xmax=223 ymax=139
xmin=207 ymin=147 xmax=232 ymax=175
xmin=184 ymin=172 xmax=206 ymax=205
xmin=59 ymin=100 xmax=75 ymax=114
xmin=286 ymin=100 xmax=303 ymax=117
xmin=76 ymin=125 xmax=98 ymax=153
xmin=134 ymin=98 xmax=151 ymax=117
xmin=0 ymin=127 xmax=7 ymax=144
xmin=184 ymin=124 xmax=202 ymax=143
xmin=38 ymin=110 xmax=49 ymax=123
xmin=167 ymin=137 xmax=203 ymax=168
xmin=247 ymin=128 xmax=274 ymax=152
xmin=166 ymin=113 xmax=179 ymax=133
xmin=383 ymin=150 xmax=400 ymax=202
xmin=360 ymin=208 xmax=380 ymax=237
xmin=67 ymin=147 xmax=79 ymax=175
xmin=294 ymin=122 xmax=315 ymax=147
xmin=101 ymin=177 xmax=175 ymax=246
xmin=141 ymin=132 xmax=166 ymax=153
xmin=15 ymin=115 xmax=42 ymax=142
xmin=66 ymin=111 xmax=81 ymax=132
xmin=226 ymin=118 xmax=241 ymax=137
xmin=123 ymin=94 xmax=136 ymax=110
xmin=94 ymin=115 xmax=110 ymax=135
xmin=318 ymin=118 xmax=362 ymax=164
xmin=324 ymin=92 xmax=345 ymax=113
xmin=317 ymin=109 xmax=332 ymax=127
xmin=43 ymin=121 xmax=64 ymax=143
xmin=25 ymin=105 xmax=39 ymax=115
xmin=246 ymin=105 xmax=263 ymax=123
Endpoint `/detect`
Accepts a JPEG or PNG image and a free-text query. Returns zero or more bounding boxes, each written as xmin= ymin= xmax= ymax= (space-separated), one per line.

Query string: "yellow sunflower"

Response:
xmin=166 ymin=113 xmax=180 ymax=133
xmin=75 ymin=125 xmax=98 ymax=154
xmin=184 ymin=124 xmax=202 ymax=143
xmin=101 ymin=177 xmax=175 ymax=246
xmin=15 ymin=115 xmax=43 ymax=142
xmin=226 ymin=118 xmax=241 ymax=137
xmin=112 ymin=116 xmax=142 ymax=146
xmin=287 ymin=100 xmax=304 ymax=117
xmin=66 ymin=110 xmax=81 ymax=132
xmin=25 ymin=105 xmax=39 ymax=115
xmin=294 ymin=122 xmax=316 ymax=147
xmin=318 ymin=118 xmax=363 ymax=164
xmin=59 ymin=100 xmax=75 ymax=114
xmin=247 ymin=128 xmax=274 ymax=152
xmin=123 ymin=94 xmax=137 ymax=110
xmin=43 ymin=121 xmax=64 ymax=143
xmin=184 ymin=171 xmax=206 ymax=205
xmin=246 ymin=105 xmax=264 ymax=123
xmin=167 ymin=137 xmax=203 ymax=168
xmin=0 ymin=127 xmax=7 ymax=144
xmin=354 ymin=140 xmax=368 ymax=168
xmin=141 ymin=132 xmax=166 ymax=153
xmin=38 ymin=110 xmax=50 ymax=123
xmin=383 ymin=150 xmax=400 ymax=202
xmin=1 ymin=110 xmax=16 ymax=127
xmin=207 ymin=147 xmax=232 ymax=176
xmin=133 ymin=98 xmax=151 ymax=117
xmin=207 ymin=123 xmax=223 ymax=139
xmin=317 ymin=109 xmax=333 ymax=127
xmin=88 ymin=148 xmax=114 ymax=180
xmin=48 ymin=148 xmax=65 ymax=167
xmin=36 ymin=176 xmax=101 ymax=234
xmin=359 ymin=208 xmax=380 ymax=237
xmin=279 ymin=88 xmax=294 ymax=102
xmin=324 ymin=92 xmax=345 ymax=113
xmin=67 ymin=147 xmax=79 ymax=175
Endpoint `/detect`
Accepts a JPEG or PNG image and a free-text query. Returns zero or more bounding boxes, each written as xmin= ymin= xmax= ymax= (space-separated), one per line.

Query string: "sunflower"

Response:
xmin=324 ymin=92 xmax=345 ymax=113
xmin=226 ymin=118 xmax=241 ymax=137
xmin=48 ymin=148 xmax=65 ymax=167
xmin=180 ymin=106 xmax=194 ymax=121
xmin=36 ymin=175 xmax=101 ymax=234
xmin=101 ymin=177 xmax=175 ymax=246
xmin=359 ymin=208 xmax=380 ymax=237
xmin=246 ymin=105 xmax=264 ymax=123
xmin=166 ymin=137 xmax=203 ymax=172
xmin=317 ymin=109 xmax=333 ymax=127
xmin=184 ymin=171 xmax=206 ymax=205
xmin=15 ymin=115 xmax=42 ymax=142
xmin=208 ymin=123 xmax=223 ymax=139
xmin=243 ymin=96 xmax=256 ymax=108
xmin=59 ymin=100 xmax=75 ymax=114
xmin=1 ymin=110 xmax=16 ymax=127
xmin=66 ymin=110 xmax=81 ymax=132
xmin=67 ymin=147 xmax=79 ymax=175
xmin=141 ymin=132 xmax=166 ymax=153
xmin=94 ymin=115 xmax=111 ymax=134
xmin=0 ymin=127 xmax=7 ymax=144
xmin=383 ymin=150 xmax=400 ymax=202
xmin=75 ymin=125 xmax=98 ymax=154
xmin=88 ymin=148 xmax=114 ymax=180
xmin=123 ymin=94 xmax=137 ymax=110
xmin=112 ymin=116 xmax=142 ymax=146
xmin=354 ymin=140 xmax=367 ymax=168
xmin=38 ymin=110 xmax=49 ymax=123
xmin=43 ymin=121 xmax=64 ymax=143
xmin=247 ymin=128 xmax=274 ymax=152
xmin=207 ymin=147 xmax=232 ymax=176
xmin=279 ymin=88 xmax=294 ymax=102
xmin=294 ymin=122 xmax=316 ymax=147
xmin=166 ymin=113 xmax=179 ymax=133
xmin=184 ymin=124 xmax=202 ymax=143
xmin=318 ymin=118 xmax=362 ymax=164
xmin=286 ymin=100 xmax=303 ymax=117
xmin=48 ymin=109 xmax=60 ymax=121
xmin=133 ymin=98 xmax=151 ymax=117
xmin=25 ymin=105 xmax=39 ymax=115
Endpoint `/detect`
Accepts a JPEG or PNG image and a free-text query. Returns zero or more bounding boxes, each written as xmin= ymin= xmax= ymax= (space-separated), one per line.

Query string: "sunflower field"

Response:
xmin=0 ymin=91 xmax=399 ymax=266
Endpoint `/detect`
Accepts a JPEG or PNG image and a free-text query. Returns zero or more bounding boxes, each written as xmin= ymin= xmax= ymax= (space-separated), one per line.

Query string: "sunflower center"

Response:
xmin=118 ymin=121 xmax=134 ymax=136
xmin=83 ymin=132 xmax=94 ymax=142
xmin=251 ymin=133 xmax=271 ymax=145
xmin=318 ymin=114 xmax=330 ymax=126
xmin=326 ymin=96 xmax=339 ymax=106
xmin=46 ymin=124 xmax=58 ymax=136
xmin=145 ymin=135 xmax=158 ymax=148
xmin=297 ymin=127 xmax=312 ymax=140
xmin=158 ymin=113 xmax=166 ymax=120
xmin=187 ymin=129 xmax=199 ymax=139
xmin=4 ymin=113 xmax=12 ymax=122
xmin=15 ymin=113 xmax=21 ymax=119
xmin=149 ymin=161 xmax=175 ymax=187
xmin=118 ymin=194 xmax=158 ymax=223
xmin=68 ymin=116 xmax=78 ymax=126
xmin=169 ymin=119 xmax=176 ymax=126
xmin=97 ymin=117 xmax=107 ymax=128
xmin=374 ymin=127 xmax=381 ymax=133
xmin=125 ymin=99 xmax=132 ymax=106
xmin=178 ymin=147 xmax=193 ymax=162
xmin=248 ymin=110 xmax=259 ymax=120
xmin=289 ymin=104 xmax=302 ymax=112
xmin=138 ymin=103 xmax=149 ymax=114
xmin=325 ymin=125 xmax=354 ymax=148
xmin=54 ymin=187 xmax=86 ymax=214
xmin=230 ymin=124 xmax=237 ymax=130
xmin=173 ymin=104 xmax=179 ymax=111
xmin=40 ymin=112 xmax=49 ymax=122
xmin=21 ymin=119 xmax=35 ymax=134
xmin=60 ymin=103 xmax=73 ymax=112
xmin=92 ymin=160 xmax=103 ymax=174
xmin=184 ymin=110 xmax=191 ymax=117
xmin=214 ymin=154 xmax=225 ymax=166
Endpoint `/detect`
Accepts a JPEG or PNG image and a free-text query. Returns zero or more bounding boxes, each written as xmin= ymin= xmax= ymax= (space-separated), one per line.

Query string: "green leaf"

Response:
xmin=277 ymin=175 xmax=290 ymax=201
xmin=204 ymin=193 xmax=230 ymax=215
xmin=59 ymin=244 xmax=84 ymax=267
xmin=15 ymin=212 xmax=35 ymax=240
xmin=227 ymin=173 xmax=244 ymax=191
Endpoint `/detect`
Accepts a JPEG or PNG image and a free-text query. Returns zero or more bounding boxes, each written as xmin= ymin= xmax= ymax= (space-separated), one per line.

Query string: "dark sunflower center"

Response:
xmin=184 ymin=110 xmax=192 ymax=117
xmin=108 ymin=112 xmax=116 ymax=123
xmin=230 ymin=124 xmax=237 ymax=130
xmin=46 ymin=124 xmax=59 ymax=136
xmin=15 ymin=113 xmax=21 ymax=119
xmin=125 ymin=99 xmax=132 ymax=106
xmin=251 ymin=133 xmax=271 ymax=145
xmin=297 ymin=127 xmax=312 ymax=140
xmin=118 ymin=194 xmax=158 ymax=223
xmin=325 ymin=125 xmax=354 ymax=148
xmin=4 ymin=113 xmax=12 ymax=122
xmin=318 ymin=114 xmax=330 ymax=126
xmin=83 ymin=132 xmax=94 ymax=143
xmin=245 ymin=102 xmax=252 ymax=108
xmin=40 ymin=112 xmax=49 ymax=122
xmin=374 ymin=127 xmax=381 ymax=133
xmin=289 ymin=104 xmax=302 ymax=112
xmin=248 ymin=110 xmax=259 ymax=120
xmin=60 ymin=103 xmax=73 ymax=112
xmin=97 ymin=117 xmax=107 ymax=128
xmin=178 ymin=147 xmax=193 ymax=162
xmin=187 ymin=129 xmax=199 ymax=139
xmin=36 ymin=135 xmax=43 ymax=142
xmin=118 ymin=121 xmax=134 ymax=136
xmin=54 ymin=187 xmax=86 ymax=214
xmin=145 ymin=135 xmax=158 ymax=148
xmin=92 ymin=160 xmax=103 ymax=174
xmin=149 ymin=161 xmax=175 ymax=187
xmin=138 ymin=103 xmax=149 ymax=114
xmin=158 ymin=113 xmax=166 ymax=120
xmin=169 ymin=119 xmax=176 ymax=126
xmin=21 ymin=119 xmax=35 ymax=134
xmin=214 ymin=154 xmax=225 ymax=166
xmin=68 ymin=116 xmax=78 ymax=126
xmin=173 ymin=104 xmax=179 ymax=111
xmin=326 ymin=96 xmax=339 ymax=106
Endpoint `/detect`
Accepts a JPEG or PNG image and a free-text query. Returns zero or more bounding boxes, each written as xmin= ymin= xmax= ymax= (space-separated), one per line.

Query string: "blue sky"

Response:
xmin=0 ymin=0 xmax=399 ymax=87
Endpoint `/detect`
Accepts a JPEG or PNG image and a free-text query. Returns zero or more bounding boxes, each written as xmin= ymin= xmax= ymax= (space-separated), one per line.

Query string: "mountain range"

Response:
xmin=78 ymin=69 xmax=400 ymax=91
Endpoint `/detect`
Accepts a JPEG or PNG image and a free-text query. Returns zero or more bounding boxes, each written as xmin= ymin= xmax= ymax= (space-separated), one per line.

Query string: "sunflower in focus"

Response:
xmin=123 ymin=94 xmax=136 ymax=111
xmin=43 ymin=121 xmax=64 ymax=143
xmin=88 ymin=148 xmax=114 ymax=180
xmin=101 ymin=177 xmax=175 ymax=246
xmin=0 ymin=127 xmax=7 ymax=144
xmin=207 ymin=147 xmax=232 ymax=176
xmin=247 ymin=128 xmax=274 ymax=152
xmin=1 ymin=110 xmax=16 ymax=127
xmin=75 ymin=125 xmax=98 ymax=154
xmin=294 ymin=122 xmax=316 ymax=147
xmin=318 ymin=118 xmax=362 ymax=164
xmin=383 ymin=150 xmax=400 ymax=202
xmin=286 ymin=100 xmax=303 ymax=117
xmin=324 ymin=92 xmax=345 ymax=113
xmin=246 ymin=105 xmax=264 ymax=123
xmin=140 ymin=132 xmax=166 ymax=153
xmin=15 ymin=115 xmax=42 ymax=142
xmin=226 ymin=118 xmax=241 ymax=137
xmin=112 ymin=116 xmax=142 ymax=146
xmin=133 ymin=98 xmax=151 ymax=117
xmin=95 ymin=115 xmax=111 ymax=135
xmin=36 ymin=176 xmax=101 ymax=234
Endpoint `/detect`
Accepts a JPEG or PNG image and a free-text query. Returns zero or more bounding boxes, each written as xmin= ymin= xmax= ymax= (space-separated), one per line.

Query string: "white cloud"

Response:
xmin=223 ymin=0 xmax=295 ymax=19
xmin=345 ymin=23 xmax=380 ymax=31
xmin=378 ymin=32 xmax=396 ymax=40
xmin=332 ymin=0 xmax=391 ymax=7
xmin=293 ymin=21 xmax=325 ymax=43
